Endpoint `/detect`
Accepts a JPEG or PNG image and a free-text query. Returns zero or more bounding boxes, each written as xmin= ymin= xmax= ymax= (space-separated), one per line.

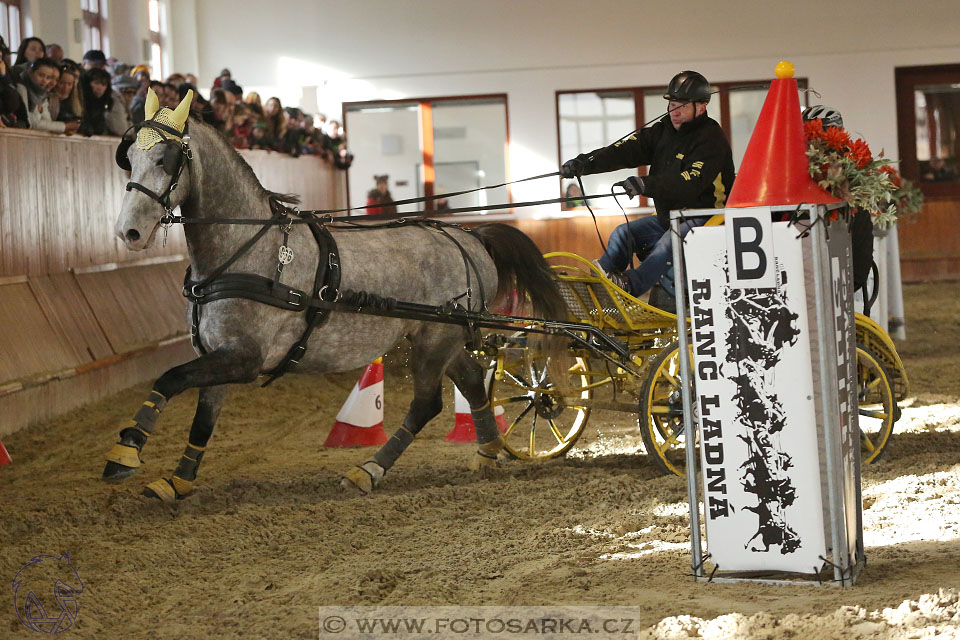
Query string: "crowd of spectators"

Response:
xmin=0 ymin=35 xmax=351 ymax=168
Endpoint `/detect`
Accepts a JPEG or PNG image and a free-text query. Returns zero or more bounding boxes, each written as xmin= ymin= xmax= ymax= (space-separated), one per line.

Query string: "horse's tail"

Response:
xmin=472 ymin=223 xmax=566 ymax=322
xmin=472 ymin=224 xmax=572 ymax=392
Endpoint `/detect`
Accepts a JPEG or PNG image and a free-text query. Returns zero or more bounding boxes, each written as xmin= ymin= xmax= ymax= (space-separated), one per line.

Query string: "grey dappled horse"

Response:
xmin=104 ymin=89 xmax=566 ymax=501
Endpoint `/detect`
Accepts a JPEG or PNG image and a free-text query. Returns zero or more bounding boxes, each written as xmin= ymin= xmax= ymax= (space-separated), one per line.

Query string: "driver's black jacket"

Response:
xmin=573 ymin=111 xmax=735 ymax=228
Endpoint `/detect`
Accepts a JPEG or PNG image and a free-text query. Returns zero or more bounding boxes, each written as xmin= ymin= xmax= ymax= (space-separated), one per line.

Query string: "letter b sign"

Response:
xmin=725 ymin=208 xmax=775 ymax=288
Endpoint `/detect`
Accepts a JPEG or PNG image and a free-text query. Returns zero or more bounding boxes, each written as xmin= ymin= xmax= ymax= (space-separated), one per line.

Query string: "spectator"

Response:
xmin=78 ymin=67 xmax=114 ymax=135
xmin=365 ymin=175 xmax=396 ymax=215
xmin=1 ymin=45 xmax=27 ymax=128
xmin=212 ymin=67 xmax=231 ymax=90
xmin=561 ymin=182 xmax=585 ymax=209
xmin=324 ymin=119 xmax=353 ymax=169
xmin=281 ymin=106 xmax=304 ymax=156
xmin=208 ymin=87 xmax=232 ymax=132
xmin=221 ymin=78 xmax=243 ymax=101
xmin=244 ymin=91 xmax=262 ymax=110
xmin=109 ymin=73 xmax=138 ymax=134
xmin=178 ymin=82 xmax=215 ymax=125
xmin=130 ymin=64 xmax=150 ymax=85
xmin=165 ymin=73 xmax=186 ymax=87
xmin=185 ymin=73 xmax=198 ymax=87
xmin=230 ymin=102 xmax=254 ymax=149
xmin=15 ymin=57 xmax=78 ymax=134
xmin=45 ymin=43 xmax=64 ymax=63
xmin=164 ymin=82 xmax=180 ymax=108
xmin=263 ymin=96 xmax=286 ymax=151
xmin=0 ymin=34 xmax=9 ymax=69
xmin=249 ymin=120 xmax=270 ymax=150
xmin=12 ymin=36 xmax=46 ymax=75
xmin=51 ymin=61 xmax=83 ymax=122
xmin=81 ymin=49 xmax=107 ymax=71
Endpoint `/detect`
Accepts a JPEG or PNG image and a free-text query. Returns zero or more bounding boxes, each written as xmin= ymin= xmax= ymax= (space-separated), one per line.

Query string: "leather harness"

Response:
xmin=183 ymin=200 xmax=342 ymax=386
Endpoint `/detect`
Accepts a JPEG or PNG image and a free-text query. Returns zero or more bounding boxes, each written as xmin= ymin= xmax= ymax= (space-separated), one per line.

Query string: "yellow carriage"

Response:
xmin=487 ymin=251 xmax=908 ymax=476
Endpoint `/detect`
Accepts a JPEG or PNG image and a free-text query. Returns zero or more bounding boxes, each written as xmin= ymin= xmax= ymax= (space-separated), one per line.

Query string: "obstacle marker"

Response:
xmin=0 ymin=438 xmax=10 ymax=466
xmin=446 ymin=369 xmax=508 ymax=442
xmin=324 ymin=358 xmax=389 ymax=447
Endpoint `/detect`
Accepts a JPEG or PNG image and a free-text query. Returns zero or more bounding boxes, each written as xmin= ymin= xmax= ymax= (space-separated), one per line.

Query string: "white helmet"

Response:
xmin=803 ymin=105 xmax=843 ymax=129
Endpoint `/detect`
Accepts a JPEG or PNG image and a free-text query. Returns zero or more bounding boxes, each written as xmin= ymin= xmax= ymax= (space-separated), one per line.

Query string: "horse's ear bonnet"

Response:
xmin=115 ymin=88 xmax=193 ymax=174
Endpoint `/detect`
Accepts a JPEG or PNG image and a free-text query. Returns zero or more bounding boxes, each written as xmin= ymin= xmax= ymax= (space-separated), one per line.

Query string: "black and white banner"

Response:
xmin=685 ymin=214 xmax=827 ymax=573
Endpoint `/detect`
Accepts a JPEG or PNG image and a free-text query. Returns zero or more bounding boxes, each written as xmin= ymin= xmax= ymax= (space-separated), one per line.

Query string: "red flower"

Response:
xmin=846 ymin=138 xmax=873 ymax=169
xmin=803 ymin=118 xmax=825 ymax=141
xmin=823 ymin=126 xmax=852 ymax=152
xmin=880 ymin=164 xmax=902 ymax=186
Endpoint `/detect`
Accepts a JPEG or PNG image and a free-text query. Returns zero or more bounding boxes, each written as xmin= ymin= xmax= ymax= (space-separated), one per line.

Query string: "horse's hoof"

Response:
xmin=469 ymin=452 xmax=500 ymax=475
xmin=142 ymin=478 xmax=190 ymax=503
xmin=102 ymin=460 xmax=140 ymax=482
xmin=469 ymin=436 xmax=505 ymax=474
xmin=102 ymin=443 xmax=141 ymax=482
xmin=340 ymin=462 xmax=383 ymax=495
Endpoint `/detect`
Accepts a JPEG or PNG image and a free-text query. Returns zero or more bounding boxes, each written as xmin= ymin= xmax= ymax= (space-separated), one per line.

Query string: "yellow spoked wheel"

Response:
xmin=639 ymin=341 xmax=693 ymax=477
xmin=857 ymin=345 xmax=896 ymax=464
xmin=490 ymin=347 xmax=592 ymax=460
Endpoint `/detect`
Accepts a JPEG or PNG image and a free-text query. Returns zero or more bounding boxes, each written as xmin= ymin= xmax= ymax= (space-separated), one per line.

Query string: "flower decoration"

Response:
xmin=805 ymin=118 xmax=923 ymax=228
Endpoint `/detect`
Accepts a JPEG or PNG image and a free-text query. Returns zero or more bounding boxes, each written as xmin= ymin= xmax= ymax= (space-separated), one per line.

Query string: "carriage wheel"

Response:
xmin=857 ymin=345 xmax=896 ymax=464
xmin=489 ymin=348 xmax=592 ymax=460
xmin=638 ymin=340 xmax=693 ymax=477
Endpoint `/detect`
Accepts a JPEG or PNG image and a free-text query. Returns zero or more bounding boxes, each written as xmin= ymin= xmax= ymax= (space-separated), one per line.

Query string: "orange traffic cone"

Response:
xmin=324 ymin=358 xmax=389 ymax=447
xmin=446 ymin=369 xmax=509 ymax=442
xmin=0 ymin=438 xmax=10 ymax=466
xmin=726 ymin=61 xmax=842 ymax=208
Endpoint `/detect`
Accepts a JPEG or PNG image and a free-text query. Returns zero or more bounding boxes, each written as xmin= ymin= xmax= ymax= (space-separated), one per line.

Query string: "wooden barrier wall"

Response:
xmin=897 ymin=198 xmax=960 ymax=282
xmin=0 ymin=128 xmax=346 ymax=436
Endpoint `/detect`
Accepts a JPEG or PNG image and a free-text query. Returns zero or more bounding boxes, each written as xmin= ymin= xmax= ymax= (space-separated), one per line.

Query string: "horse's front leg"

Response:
xmin=141 ymin=384 xmax=227 ymax=502
xmin=102 ymin=343 xmax=262 ymax=488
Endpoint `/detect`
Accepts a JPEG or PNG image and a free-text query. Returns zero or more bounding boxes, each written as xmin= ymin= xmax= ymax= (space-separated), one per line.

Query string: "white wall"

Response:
xmin=182 ymin=0 xmax=960 ymax=213
xmin=30 ymin=0 xmax=960 ymax=213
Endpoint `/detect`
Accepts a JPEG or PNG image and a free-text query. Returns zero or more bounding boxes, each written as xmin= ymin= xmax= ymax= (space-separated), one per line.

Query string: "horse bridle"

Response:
xmin=116 ymin=119 xmax=192 ymax=221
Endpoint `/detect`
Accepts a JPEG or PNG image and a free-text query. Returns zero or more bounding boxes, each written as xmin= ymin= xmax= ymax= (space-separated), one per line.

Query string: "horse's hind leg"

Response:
xmin=142 ymin=385 xmax=227 ymax=502
xmin=341 ymin=329 xmax=459 ymax=495
xmin=445 ymin=351 xmax=504 ymax=472
xmin=102 ymin=344 xmax=261 ymax=486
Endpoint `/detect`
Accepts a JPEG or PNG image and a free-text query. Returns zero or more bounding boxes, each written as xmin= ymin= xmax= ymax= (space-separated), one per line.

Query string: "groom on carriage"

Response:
xmin=560 ymin=71 xmax=735 ymax=299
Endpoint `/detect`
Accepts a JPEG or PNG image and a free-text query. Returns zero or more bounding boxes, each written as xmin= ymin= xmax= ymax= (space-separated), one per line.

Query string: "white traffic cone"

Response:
xmin=324 ymin=358 xmax=389 ymax=447
xmin=446 ymin=369 xmax=508 ymax=442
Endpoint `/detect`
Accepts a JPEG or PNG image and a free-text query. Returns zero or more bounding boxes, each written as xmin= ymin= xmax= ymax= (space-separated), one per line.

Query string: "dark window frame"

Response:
xmin=1 ymin=0 xmax=24 ymax=53
xmin=895 ymin=63 xmax=960 ymax=200
xmin=555 ymin=78 xmax=808 ymax=206
xmin=82 ymin=0 xmax=108 ymax=53
xmin=342 ymin=93 xmax=511 ymax=212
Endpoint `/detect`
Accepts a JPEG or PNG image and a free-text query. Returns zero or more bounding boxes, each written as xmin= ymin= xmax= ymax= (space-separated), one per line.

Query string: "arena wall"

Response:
xmin=0 ymin=128 xmax=347 ymax=436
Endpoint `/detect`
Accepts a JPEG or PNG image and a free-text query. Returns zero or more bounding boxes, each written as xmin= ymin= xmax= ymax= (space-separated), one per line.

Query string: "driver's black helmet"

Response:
xmin=664 ymin=71 xmax=712 ymax=104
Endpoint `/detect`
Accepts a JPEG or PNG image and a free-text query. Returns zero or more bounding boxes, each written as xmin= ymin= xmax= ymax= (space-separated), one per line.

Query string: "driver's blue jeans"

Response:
xmin=596 ymin=215 xmax=706 ymax=296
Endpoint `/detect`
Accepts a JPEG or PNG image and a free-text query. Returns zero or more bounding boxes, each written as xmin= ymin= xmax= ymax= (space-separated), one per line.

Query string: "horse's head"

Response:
xmin=115 ymin=88 xmax=194 ymax=250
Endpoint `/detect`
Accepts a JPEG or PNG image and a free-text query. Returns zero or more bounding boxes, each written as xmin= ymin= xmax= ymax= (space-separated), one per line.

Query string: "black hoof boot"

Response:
xmin=102 ymin=443 xmax=142 ymax=482
xmin=102 ymin=460 xmax=140 ymax=482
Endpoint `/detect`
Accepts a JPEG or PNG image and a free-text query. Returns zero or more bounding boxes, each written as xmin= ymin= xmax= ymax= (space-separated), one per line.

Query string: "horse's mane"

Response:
xmin=188 ymin=114 xmax=302 ymax=207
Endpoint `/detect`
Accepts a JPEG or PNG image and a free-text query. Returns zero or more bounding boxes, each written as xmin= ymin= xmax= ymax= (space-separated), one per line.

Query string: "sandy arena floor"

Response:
xmin=2 ymin=282 xmax=959 ymax=638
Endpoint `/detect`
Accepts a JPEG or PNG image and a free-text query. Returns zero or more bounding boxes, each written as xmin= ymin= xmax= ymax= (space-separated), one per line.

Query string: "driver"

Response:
xmin=560 ymin=71 xmax=735 ymax=297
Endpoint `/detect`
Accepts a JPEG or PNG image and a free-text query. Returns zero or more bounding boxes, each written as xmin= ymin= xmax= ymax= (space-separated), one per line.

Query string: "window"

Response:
xmin=81 ymin=0 xmax=108 ymax=56
xmin=148 ymin=0 xmax=165 ymax=79
xmin=343 ymin=95 xmax=510 ymax=214
xmin=896 ymin=64 xmax=960 ymax=198
xmin=0 ymin=0 xmax=22 ymax=54
xmin=556 ymin=79 xmax=807 ymax=206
